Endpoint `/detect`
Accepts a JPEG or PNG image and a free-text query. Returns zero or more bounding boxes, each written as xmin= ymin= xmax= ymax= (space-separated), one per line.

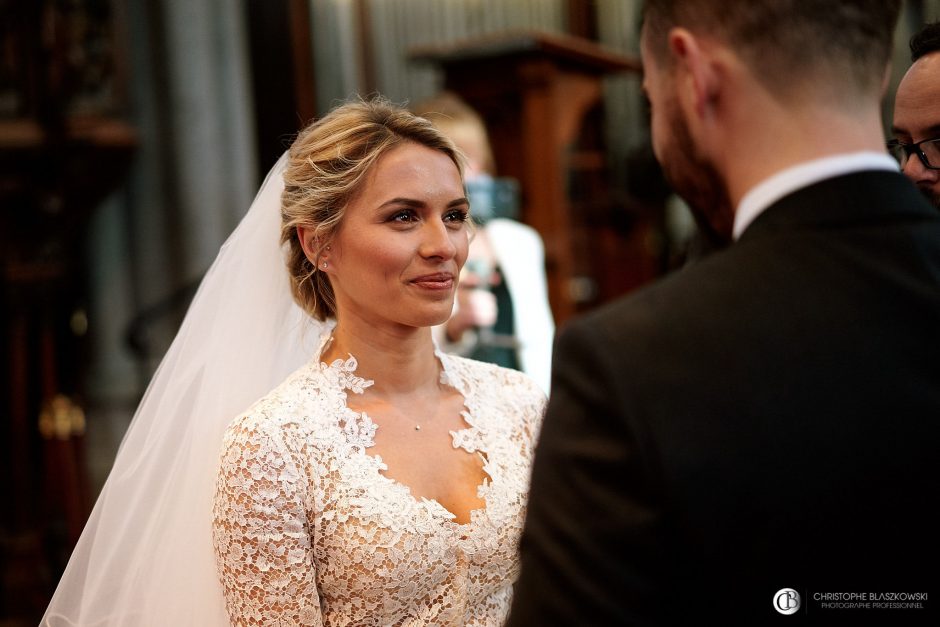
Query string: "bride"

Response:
xmin=42 ymin=98 xmax=546 ymax=626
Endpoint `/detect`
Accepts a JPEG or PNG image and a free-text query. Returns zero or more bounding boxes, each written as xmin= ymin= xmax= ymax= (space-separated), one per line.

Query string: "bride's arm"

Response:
xmin=213 ymin=415 xmax=323 ymax=626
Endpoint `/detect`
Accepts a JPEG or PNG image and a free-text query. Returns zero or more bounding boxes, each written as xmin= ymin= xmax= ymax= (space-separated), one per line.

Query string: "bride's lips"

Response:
xmin=409 ymin=272 xmax=455 ymax=290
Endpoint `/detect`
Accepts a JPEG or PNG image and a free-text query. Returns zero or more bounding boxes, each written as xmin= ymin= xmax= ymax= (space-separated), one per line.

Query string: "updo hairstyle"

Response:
xmin=281 ymin=97 xmax=464 ymax=321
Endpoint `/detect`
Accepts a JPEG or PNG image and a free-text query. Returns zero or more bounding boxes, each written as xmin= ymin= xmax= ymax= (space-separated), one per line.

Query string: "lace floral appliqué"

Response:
xmin=212 ymin=351 xmax=545 ymax=626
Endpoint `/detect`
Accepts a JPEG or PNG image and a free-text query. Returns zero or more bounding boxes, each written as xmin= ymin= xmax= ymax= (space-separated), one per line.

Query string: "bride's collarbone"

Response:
xmin=350 ymin=392 xmax=489 ymax=523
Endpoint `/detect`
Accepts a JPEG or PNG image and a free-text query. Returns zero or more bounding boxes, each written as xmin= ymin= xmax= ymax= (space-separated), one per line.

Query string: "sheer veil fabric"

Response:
xmin=43 ymin=154 xmax=328 ymax=625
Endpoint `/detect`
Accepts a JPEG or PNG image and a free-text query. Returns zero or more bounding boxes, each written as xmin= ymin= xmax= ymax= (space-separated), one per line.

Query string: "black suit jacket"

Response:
xmin=508 ymin=171 xmax=939 ymax=626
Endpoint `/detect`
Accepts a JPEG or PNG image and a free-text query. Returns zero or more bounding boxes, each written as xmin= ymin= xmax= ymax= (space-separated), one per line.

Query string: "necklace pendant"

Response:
xmin=415 ymin=424 xmax=421 ymax=431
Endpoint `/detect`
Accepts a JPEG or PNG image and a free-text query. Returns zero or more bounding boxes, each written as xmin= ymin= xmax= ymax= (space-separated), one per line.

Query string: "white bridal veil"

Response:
xmin=42 ymin=154 xmax=327 ymax=625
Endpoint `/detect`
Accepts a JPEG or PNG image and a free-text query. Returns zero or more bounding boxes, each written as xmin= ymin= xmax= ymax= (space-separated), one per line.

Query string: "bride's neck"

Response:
xmin=322 ymin=319 xmax=439 ymax=396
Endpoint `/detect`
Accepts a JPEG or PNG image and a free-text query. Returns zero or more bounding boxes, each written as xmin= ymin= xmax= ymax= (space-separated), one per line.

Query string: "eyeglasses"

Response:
xmin=887 ymin=137 xmax=940 ymax=171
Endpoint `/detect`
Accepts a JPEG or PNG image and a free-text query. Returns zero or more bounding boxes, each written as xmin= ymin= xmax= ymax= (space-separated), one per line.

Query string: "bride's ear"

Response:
xmin=297 ymin=226 xmax=319 ymax=264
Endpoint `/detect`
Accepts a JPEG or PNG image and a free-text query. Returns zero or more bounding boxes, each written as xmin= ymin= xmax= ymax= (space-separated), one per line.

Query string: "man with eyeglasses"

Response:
xmin=892 ymin=21 xmax=940 ymax=208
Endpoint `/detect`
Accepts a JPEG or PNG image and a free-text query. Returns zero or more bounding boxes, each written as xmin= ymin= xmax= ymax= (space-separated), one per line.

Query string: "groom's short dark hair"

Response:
xmin=642 ymin=0 xmax=901 ymax=100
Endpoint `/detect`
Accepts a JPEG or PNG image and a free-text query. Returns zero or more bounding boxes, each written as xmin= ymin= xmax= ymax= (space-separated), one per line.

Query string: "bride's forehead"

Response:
xmin=355 ymin=146 xmax=462 ymax=195
xmin=371 ymin=142 xmax=459 ymax=175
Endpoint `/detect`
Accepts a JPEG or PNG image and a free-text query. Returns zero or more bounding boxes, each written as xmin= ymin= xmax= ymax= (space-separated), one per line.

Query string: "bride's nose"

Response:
xmin=417 ymin=219 xmax=457 ymax=260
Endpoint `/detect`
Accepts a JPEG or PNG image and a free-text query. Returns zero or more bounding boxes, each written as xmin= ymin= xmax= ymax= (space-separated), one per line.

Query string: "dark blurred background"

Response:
xmin=1 ymin=1 xmax=936 ymax=623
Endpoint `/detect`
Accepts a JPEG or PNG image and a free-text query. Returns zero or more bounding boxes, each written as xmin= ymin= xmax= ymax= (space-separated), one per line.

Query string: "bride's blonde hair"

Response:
xmin=281 ymin=96 xmax=464 ymax=321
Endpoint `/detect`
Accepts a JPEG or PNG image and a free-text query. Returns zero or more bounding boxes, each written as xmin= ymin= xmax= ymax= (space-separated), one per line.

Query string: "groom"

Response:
xmin=509 ymin=1 xmax=939 ymax=625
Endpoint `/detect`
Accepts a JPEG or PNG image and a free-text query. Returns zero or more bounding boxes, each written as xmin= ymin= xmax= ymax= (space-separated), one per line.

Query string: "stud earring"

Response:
xmin=321 ymin=261 xmax=328 ymax=269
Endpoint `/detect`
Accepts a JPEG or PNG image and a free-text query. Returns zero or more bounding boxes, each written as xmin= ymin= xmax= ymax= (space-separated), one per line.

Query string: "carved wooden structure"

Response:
xmin=412 ymin=31 xmax=641 ymax=323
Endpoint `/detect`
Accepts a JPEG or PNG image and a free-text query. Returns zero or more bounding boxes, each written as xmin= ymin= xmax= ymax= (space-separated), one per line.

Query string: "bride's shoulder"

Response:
xmin=221 ymin=359 xmax=339 ymax=447
xmin=444 ymin=354 xmax=546 ymax=407
xmin=444 ymin=356 xmax=546 ymax=446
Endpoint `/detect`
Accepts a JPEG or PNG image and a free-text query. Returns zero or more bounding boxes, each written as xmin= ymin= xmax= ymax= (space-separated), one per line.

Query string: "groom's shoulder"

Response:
xmin=580 ymin=247 xmax=748 ymax=332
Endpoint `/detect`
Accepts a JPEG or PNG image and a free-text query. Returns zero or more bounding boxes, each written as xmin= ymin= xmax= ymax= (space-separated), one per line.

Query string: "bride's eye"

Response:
xmin=444 ymin=209 xmax=469 ymax=223
xmin=389 ymin=209 xmax=418 ymax=223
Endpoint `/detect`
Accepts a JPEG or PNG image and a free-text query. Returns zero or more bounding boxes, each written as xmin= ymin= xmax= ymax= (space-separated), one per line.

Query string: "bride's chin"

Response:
xmin=409 ymin=304 xmax=455 ymax=329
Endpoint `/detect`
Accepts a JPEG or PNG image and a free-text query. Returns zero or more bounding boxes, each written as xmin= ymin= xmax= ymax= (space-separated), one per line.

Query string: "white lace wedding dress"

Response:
xmin=212 ymin=347 xmax=545 ymax=626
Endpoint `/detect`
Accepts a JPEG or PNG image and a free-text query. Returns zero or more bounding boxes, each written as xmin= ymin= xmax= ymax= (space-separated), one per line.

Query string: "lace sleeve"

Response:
xmin=212 ymin=415 xmax=322 ymax=626
xmin=522 ymin=382 xmax=547 ymax=452
xmin=509 ymin=370 xmax=547 ymax=464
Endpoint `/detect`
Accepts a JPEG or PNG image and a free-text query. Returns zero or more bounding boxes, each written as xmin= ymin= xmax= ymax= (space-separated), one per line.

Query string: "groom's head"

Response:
xmin=640 ymin=0 xmax=902 ymax=238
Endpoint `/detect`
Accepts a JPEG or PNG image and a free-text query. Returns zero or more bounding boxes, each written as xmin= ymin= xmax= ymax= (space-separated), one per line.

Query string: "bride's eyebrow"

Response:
xmin=376 ymin=197 xmax=469 ymax=210
xmin=377 ymin=197 xmax=423 ymax=209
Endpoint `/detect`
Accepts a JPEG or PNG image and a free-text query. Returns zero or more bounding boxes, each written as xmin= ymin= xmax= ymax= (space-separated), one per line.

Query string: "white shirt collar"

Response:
xmin=733 ymin=151 xmax=899 ymax=240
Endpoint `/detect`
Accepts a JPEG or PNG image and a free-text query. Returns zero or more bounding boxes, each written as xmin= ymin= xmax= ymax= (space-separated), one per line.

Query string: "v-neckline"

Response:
xmin=319 ymin=347 xmax=492 ymax=529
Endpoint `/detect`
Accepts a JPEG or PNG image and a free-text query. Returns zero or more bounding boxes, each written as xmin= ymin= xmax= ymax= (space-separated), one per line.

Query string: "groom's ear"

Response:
xmin=668 ymin=27 xmax=722 ymax=121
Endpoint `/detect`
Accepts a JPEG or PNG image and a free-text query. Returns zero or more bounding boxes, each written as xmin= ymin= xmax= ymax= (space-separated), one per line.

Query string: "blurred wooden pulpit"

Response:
xmin=412 ymin=31 xmax=641 ymax=324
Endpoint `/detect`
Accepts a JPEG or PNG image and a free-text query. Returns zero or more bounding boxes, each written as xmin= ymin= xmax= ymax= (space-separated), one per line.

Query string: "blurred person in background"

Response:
xmin=414 ymin=92 xmax=554 ymax=394
xmin=891 ymin=20 xmax=940 ymax=208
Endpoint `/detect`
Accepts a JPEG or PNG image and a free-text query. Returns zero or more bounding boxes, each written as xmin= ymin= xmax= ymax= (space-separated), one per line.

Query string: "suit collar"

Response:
xmin=733 ymin=152 xmax=898 ymax=239
xmin=737 ymin=170 xmax=937 ymax=243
